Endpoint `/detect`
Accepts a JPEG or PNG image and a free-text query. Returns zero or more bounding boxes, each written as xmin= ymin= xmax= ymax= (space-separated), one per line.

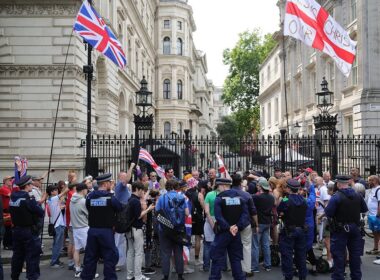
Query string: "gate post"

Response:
xmin=184 ymin=129 xmax=191 ymax=172
xmin=280 ymin=129 xmax=286 ymax=172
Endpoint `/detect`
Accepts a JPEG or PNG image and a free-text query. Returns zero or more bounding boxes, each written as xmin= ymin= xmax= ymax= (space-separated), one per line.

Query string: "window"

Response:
xmin=344 ymin=115 xmax=353 ymax=136
xmin=177 ymin=80 xmax=183 ymax=99
xmin=296 ymin=80 xmax=302 ymax=109
xmin=267 ymin=65 xmax=271 ymax=81
xmin=176 ymin=38 xmax=183 ymax=55
xmin=177 ymin=21 xmax=182 ymax=30
xmin=328 ymin=62 xmax=335 ymax=92
xmin=135 ymin=51 xmax=139 ymax=76
xmin=310 ymin=71 xmax=316 ymax=104
xmin=261 ymin=73 xmax=264 ymax=88
xmin=164 ymin=20 xmax=171 ymax=29
xmin=163 ymin=37 xmax=171 ymax=54
xmin=350 ymin=0 xmax=357 ymax=22
xmin=274 ymin=57 xmax=279 ymax=74
xmin=307 ymin=125 xmax=313 ymax=136
xmin=164 ymin=122 xmax=171 ymax=138
xmin=351 ymin=56 xmax=358 ymax=85
xmin=261 ymin=106 xmax=265 ymax=129
xmin=267 ymin=102 xmax=272 ymax=127
xmin=274 ymin=98 xmax=279 ymax=123
xmin=177 ymin=122 xmax=183 ymax=136
xmin=163 ymin=79 xmax=171 ymax=99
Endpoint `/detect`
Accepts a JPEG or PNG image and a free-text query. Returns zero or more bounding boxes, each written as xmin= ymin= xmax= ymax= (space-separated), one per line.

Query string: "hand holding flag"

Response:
xmin=215 ymin=153 xmax=230 ymax=179
xmin=138 ymin=148 xmax=166 ymax=179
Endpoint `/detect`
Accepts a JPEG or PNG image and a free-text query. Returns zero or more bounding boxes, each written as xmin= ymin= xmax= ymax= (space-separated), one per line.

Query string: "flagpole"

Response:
xmin=84 ymin=0 xmax=94 ymax=176
xmin=280 ymin=4 xmax=293 ymax=170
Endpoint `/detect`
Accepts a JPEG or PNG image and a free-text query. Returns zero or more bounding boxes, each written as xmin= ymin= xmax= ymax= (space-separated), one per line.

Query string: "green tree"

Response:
xmin=216 ymin=115 xmax=242 ymax=149
xmin=222 ymin=29 xmax=276 ymax=135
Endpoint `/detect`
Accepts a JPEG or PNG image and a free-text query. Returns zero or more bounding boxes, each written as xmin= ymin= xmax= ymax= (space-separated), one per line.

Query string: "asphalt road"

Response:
xmin=3 ymin=238 xmax=380 ymax=279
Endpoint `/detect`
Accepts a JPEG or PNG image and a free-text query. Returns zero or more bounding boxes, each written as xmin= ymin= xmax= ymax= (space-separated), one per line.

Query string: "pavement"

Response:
xmin=1 ymin=235 xmax=379 ymax=279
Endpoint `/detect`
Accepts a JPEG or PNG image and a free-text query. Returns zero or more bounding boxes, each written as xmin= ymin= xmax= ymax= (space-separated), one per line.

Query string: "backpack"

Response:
xmin=186 ymin=188 xmax=203 ymax=221
xmin=114 ymin=198 xmax=135 ymax=234
xmin=165 ymin=193 xmax=185 ymax=230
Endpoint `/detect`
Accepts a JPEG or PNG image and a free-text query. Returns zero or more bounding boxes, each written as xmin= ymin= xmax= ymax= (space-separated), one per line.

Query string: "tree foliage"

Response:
xmin=222 ymin=29 xmax=276 ymax=135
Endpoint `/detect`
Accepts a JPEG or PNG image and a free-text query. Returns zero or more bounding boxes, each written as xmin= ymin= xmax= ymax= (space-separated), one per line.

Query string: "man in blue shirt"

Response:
xmin=325 ymin=175 xmax=368 ymax=280
xmin=155 ymin=179 xmax=189 ymax=280
xmin=114 ymin=164 xmax=134 ymax=270
xmin=126 ymin=182 xmax=154 ymax=280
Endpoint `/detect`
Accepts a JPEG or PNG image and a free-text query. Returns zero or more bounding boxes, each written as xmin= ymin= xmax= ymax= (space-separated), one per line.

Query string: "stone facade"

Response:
xmin=258 ymin=0 xmax=380 ymax=137
xmin=0 ymin=0 xmax=216 ymax=180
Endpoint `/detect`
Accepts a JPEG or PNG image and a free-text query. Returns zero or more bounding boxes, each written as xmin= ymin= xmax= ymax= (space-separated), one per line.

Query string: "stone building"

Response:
xmin=258 ymin=0 xmax=380 ymax=137
xmin=0 ymin=0 xmax=216 ymax=180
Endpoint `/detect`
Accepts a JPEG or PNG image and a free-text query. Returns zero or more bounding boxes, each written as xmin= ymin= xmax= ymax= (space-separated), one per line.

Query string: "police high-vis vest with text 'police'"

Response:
xmin=335 ymin=190 xmax=361 ymax=224
xmin=221 ymin=195 xmax=243 ymax=226
xmin=87 ymin=194 xmax=116 ymax=228
xmin=9 ymin=193 xmax=35 ymax=227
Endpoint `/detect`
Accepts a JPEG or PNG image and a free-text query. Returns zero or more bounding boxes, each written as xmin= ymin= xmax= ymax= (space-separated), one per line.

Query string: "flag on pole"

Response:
xmin=284 ymin=0 xmax=356 ymax=77
xmin=138 ymin=148 xmax=166 ymax=179
xmin=73 ymin=0 xmax=127 ymax=69
xmin=14 ymin=156 xmax=28 ymax=182
xmin=215 ymin=153 xmax=230 ymax=179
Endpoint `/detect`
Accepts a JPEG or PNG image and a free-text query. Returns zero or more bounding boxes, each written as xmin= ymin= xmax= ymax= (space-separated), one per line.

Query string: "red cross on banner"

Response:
xmin=284 ymin=0 xmax=356 ymax=77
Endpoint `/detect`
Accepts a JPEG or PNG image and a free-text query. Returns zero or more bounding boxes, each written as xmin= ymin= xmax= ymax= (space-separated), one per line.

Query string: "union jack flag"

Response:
xmin=73 ymin=0 xmax=127 ymax=69
xmin=138 ymin=148 xmax=166 ymax=179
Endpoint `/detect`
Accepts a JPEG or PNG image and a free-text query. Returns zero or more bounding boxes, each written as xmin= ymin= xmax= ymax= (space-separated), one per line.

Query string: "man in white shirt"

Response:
xmin=315 ymin=176 xmax=333 ymax=267
xmin=366 ymin=175 xmax=380 ymax=258
xmin=47 ymin=184 xmax=69 ymax=268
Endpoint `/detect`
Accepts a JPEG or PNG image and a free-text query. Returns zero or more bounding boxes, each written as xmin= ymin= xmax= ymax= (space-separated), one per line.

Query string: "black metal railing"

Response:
xmin=80 ymin=134 xmax=380 ymax=179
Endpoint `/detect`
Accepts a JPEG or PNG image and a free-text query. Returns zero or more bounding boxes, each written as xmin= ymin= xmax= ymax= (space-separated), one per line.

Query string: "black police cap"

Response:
xmin=334 ymin=175 xmax=351 ymax=183
xmin=215 ymin=178 xmax=232 ymax=186
xmin=15 ymin=175 xmax=33 ymax=187
xmin=286 ymin=178 xmax=301 ymax=190
xmin=95 ymin=173 xmax=112 ymax=183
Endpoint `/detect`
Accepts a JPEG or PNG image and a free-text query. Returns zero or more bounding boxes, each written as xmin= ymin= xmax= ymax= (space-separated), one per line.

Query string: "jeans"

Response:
xmin=203 ymin=241 xmax=212 ymax=271
xmin=51 ymin=225 xmax=65 ymax=266
xmin=251 ymin=224 xmax=271 ymax=271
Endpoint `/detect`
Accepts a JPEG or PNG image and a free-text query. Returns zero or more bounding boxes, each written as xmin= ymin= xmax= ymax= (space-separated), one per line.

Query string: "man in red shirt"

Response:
xmin=0 ymin=176 xmax=14 ymax=249
xmin=66 ymin=171 xmax=77 ymax=270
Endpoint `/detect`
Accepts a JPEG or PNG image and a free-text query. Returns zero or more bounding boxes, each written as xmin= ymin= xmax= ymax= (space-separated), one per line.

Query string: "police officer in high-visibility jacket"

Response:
xmin=80 ymin=173 xmax=122 ymax=280
xmin=278 ymin=179 xmax=308 ymax=280
xmin=9 ymin=175 xmax=44 ymax=280
xmin=325 ymin=175 xmax=368 ymax=280
xmin=209 ymin=178 xmax=250 ymax=280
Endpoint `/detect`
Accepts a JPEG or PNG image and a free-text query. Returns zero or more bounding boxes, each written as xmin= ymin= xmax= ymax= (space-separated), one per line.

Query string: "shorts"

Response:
xmin=73 ymin=227 xmax=89 ymax=250
xmin=191 ymin=218 xmax=204 ymax=236
xmin=68 ymin=226 xmax=74 ymax=245
xmin=368 ymin=215 xmax=380 ymax=232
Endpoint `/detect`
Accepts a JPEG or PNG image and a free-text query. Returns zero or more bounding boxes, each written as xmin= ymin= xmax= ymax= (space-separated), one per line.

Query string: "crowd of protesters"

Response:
xmin=0 ymin=165 xmax=379 ymax=280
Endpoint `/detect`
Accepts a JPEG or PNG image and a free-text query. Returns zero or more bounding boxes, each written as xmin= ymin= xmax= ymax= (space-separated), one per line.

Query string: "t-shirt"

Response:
xmin=114 ymin=181 xmax=131 ymax=204
xmin=48 ymin=195 xmax=65 ymax=228
xmin=253 ymin=193 xmax=275 ymax=224
xmin=65 ymin=190 xmax=75 ymax=227
xmin=367 ymin=186 xmax=380 ymax=216
xmin=205 ymin=190 xmax=218 ymax=217
xmin=0 ymin=186 xmax=11 ymax=210
xmin=316 ymin=185 xmax=331 ymax=215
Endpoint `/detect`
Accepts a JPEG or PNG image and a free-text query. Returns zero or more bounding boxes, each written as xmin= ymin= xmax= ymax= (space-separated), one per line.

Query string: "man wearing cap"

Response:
xmin=0 ymin=175 xmax=14 ymax=250
xmin=210 ymin=177 xmax=249 ymax=280
xmin=277 ymin=179 xmax=308 ymax=280
xmin=9 ymin=175 xmax=44 ymax=280
xmin=80 ymin=173 xmax=122 ymax=280
xmin=252 ymin=177 xmax=275 ymax=273
xmin=325 ymin=175 xmax=368 ymax=280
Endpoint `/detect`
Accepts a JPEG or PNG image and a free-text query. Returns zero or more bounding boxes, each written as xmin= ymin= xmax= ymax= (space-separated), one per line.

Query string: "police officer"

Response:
xmin=210 ymin=178 xmax=249 ymax=280
xmin=80 ymin=173 xmax=122 ymax=280
xmin=325 ymin=175 xmax=368 ymax=280
xmin=9 ymin=175 xmax=44 ymax=280
xmin=277 ymin=179 xmax=307 ymax=280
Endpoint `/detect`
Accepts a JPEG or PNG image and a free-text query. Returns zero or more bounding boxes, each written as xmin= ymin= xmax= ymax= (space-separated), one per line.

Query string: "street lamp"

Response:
xmin=133 ymin=76 xmax=154 ymax=162
xmin=313 ymin=77 xmax=337 ymax=177
xmin=316 ymin=77 xmax=333 ymax=115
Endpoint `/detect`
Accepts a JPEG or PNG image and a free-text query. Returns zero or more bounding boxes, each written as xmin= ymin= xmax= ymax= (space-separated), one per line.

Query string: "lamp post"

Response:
xmin=313 ymin=77 xmax=338 ymax=177
xmin=133 ymin=76 xmax=154 ymax=163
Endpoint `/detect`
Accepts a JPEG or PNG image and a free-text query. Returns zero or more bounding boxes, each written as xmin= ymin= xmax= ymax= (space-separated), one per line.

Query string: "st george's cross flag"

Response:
xmin=284 ymin=0 xmax=356 ymax=77
xmin=73 ymin=0 xmax=127 ymax=69
xmin=138 ymin=148 xmax=166 ymax=179
xmin=215 ymin=153 xmax=231 ymax=179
